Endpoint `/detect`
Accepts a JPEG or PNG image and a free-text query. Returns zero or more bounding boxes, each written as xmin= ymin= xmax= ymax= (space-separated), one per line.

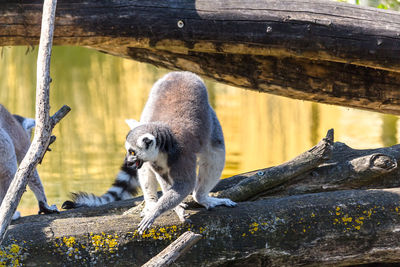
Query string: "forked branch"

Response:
xmin=0 ymin=0 xmax=70 ymax=244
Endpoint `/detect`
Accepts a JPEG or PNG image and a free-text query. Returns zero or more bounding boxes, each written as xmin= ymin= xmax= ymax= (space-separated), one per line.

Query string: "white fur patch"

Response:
xmin=125 ymin=140 xmax=133 ymax=152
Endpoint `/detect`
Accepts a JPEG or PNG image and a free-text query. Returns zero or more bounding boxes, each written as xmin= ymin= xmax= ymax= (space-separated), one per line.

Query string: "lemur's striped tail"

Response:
xmin=62 ymin=162 xmax=139 ymax=209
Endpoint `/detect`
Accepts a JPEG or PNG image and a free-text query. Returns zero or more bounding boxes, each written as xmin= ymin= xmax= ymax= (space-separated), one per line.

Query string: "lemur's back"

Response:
xmin=140 ymin=72 xmax=213 ymax=152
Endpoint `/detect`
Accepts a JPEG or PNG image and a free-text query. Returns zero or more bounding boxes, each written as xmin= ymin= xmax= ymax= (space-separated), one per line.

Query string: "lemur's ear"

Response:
xmin=138 ymin=134 xmax=155 ymax=149
xmin=142 ymin=137 xmax=153 ymax=149
xmin=125 ymin=119 xmax=141 ymax=130
xmin=22 ymin=118 xmax=35 ymax=132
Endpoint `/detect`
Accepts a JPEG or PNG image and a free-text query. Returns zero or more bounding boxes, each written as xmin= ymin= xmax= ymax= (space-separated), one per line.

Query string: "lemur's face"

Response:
xmin=125 ymin=127 xmax=158 ymax=170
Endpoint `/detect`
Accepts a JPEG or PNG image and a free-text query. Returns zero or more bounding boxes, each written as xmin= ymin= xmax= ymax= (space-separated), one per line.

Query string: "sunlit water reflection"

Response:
xmin=0 ymin=46 xmax=398 ymax=216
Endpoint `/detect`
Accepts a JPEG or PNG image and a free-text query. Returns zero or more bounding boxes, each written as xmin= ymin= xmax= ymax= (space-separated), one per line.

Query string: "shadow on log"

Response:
xmin=3 ymin=129 xmax=400 ymax=266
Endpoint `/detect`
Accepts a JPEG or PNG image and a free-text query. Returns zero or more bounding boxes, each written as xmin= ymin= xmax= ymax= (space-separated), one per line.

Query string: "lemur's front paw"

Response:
xmin=138 ymin=214 xmax=156 ymax=234
xmin=38 ymin=201 xmax=59 ymax=214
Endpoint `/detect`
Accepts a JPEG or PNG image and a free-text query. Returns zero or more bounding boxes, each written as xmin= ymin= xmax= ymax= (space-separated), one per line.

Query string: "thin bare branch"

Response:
xmin=0 ymin=0 xmax=69 ymax=244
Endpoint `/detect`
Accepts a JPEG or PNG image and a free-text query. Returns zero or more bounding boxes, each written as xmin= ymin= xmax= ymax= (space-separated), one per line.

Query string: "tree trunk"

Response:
xmin=1 ymin=0 xmax=400 ymax=114
xmin=3 ymin=130 xmax=400 ymax=266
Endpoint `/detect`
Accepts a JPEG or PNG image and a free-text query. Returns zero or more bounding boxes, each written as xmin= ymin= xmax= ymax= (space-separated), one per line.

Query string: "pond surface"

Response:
xmin=0 ymin=46 xmax=398 ymax=216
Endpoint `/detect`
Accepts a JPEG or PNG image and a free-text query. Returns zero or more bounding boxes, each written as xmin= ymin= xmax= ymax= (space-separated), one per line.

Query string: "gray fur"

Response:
xmin=0 ymin=104 xmax=58 ymax=219
xmin=124 ymin=71 xmax=236 ymax=233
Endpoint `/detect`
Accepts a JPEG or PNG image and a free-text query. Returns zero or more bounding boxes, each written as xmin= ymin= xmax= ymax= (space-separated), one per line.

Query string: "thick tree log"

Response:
xmin=3 ymin=189 xmax=400 ymax=266
xmin=1 ymin=130 xmax=400 ymax=266
xmin=1 ymin=0 xmax=400 ymax=114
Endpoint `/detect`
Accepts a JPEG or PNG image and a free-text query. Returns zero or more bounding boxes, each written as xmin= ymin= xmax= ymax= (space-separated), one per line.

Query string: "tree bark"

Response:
xmin=1 ymin=0 xmax=400 ymax=115
xmin=2 ymin=130 xmax=400 ymax=266
xmin=3 ymin=189 xmax=400 ymax=266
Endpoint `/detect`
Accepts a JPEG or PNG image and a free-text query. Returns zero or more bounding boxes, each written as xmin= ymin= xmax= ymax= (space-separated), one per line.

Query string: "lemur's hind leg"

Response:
xmin=193 ymin=144 xmax=237 ymax=210
xmin=28 ymin=170 xmax=58 ymax=214
xmin=0 ymin=131 xmax=20 ymax=220
xmin=0 ymin=163 xmax=20 ymax=220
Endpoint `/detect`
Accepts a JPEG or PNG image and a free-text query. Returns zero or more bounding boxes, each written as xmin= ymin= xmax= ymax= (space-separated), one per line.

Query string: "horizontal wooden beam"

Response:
xmin=1 ymin=0 xmax=400 ymax=114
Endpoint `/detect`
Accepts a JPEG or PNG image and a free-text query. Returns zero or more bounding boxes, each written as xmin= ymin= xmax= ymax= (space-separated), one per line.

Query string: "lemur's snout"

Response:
xmin=125 ymin=157 xmax=143 ymax=170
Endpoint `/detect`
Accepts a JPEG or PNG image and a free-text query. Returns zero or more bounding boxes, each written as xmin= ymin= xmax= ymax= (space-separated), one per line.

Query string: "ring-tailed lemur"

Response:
xmin=61 ymin=161 xmax=139 ymax=209
xmin=124 ymin=71 xmax=237 ymax=233
xmin=0 ymin=104 xmax=58 ymax=219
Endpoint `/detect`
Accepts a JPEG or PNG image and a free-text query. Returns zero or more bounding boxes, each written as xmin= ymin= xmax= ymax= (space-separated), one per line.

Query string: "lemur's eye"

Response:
xmin=129 ymin=150 xmax=135 ymax=156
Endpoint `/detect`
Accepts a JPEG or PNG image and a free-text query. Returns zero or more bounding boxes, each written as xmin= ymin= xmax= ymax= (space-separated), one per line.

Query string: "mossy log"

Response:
xmin=1 ymin=0 xmax=400 ymax=115
xmin=3 ymin=130 xmax=400 ymax=266
xmin=4 ymin=190 xmax=400 ymax=266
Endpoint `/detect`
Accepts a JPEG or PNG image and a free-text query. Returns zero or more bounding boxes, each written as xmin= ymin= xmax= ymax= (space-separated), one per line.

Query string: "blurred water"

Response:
xmin=0 ymin=46 xmax=398 ymax=216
